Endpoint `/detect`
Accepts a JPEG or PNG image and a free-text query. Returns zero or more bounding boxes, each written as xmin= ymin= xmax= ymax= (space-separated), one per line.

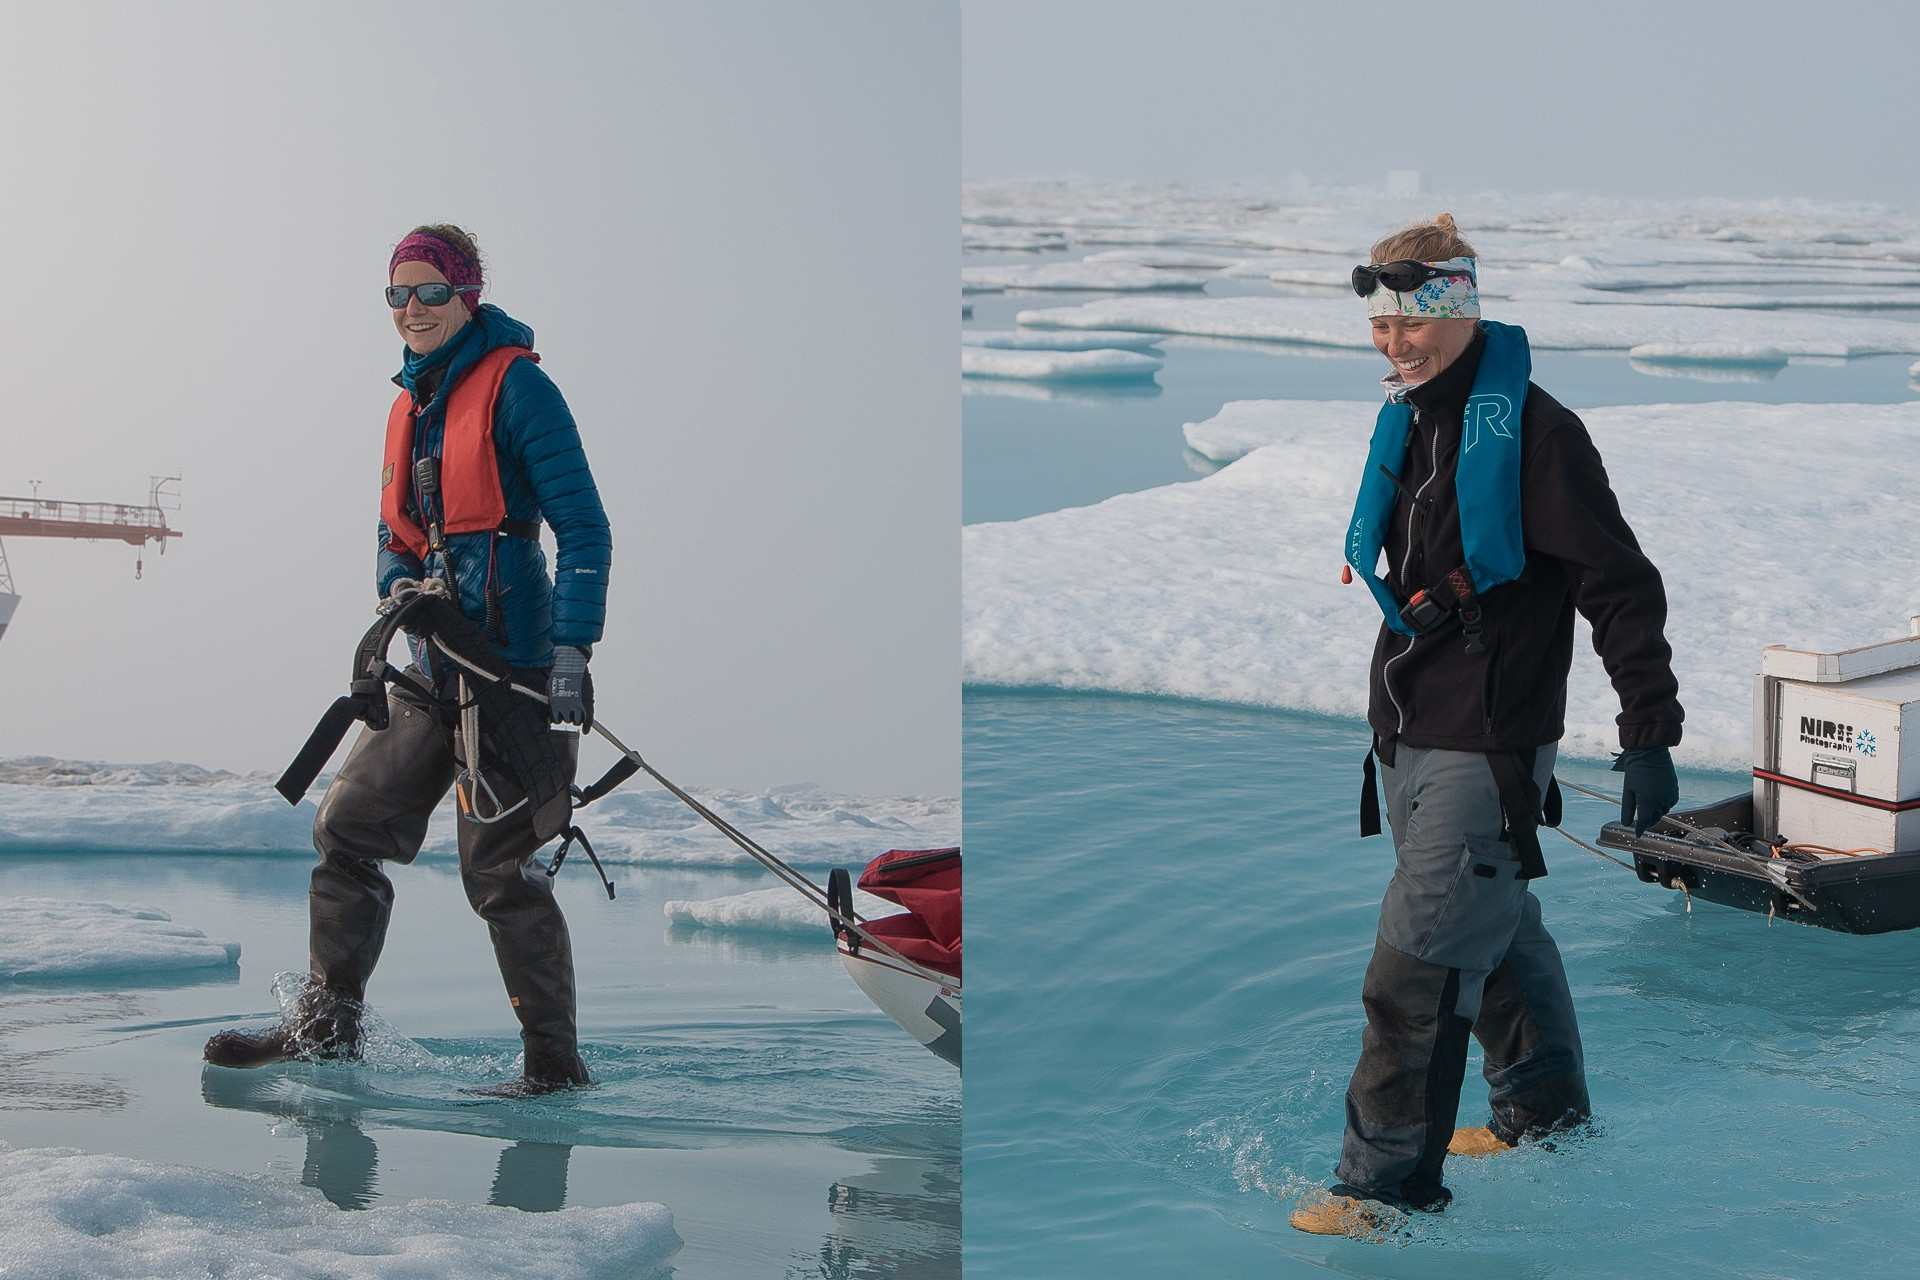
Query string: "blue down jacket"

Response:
xmin=376 ymin=305 xmax=611 ymax=670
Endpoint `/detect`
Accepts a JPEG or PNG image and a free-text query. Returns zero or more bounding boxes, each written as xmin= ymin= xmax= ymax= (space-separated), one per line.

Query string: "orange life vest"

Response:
xmin=381 ymin=346 xmax=537 ymax=558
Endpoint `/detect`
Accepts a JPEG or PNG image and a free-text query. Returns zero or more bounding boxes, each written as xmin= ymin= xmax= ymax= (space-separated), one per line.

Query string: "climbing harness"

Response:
xmin=276 ymin=586 xmax=959 ymax=991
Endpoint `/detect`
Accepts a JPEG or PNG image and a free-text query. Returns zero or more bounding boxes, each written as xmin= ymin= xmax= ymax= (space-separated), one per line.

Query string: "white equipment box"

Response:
xmin=1755 ymin=622 xmax=1920 ymax=853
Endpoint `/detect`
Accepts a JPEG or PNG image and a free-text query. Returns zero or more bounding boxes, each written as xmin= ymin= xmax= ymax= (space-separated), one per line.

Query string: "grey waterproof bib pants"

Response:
xmin=307 ymin=674 xmax=588 ymax=1083
xmin=1335 ymin=745 xmax=1590 ymax=1210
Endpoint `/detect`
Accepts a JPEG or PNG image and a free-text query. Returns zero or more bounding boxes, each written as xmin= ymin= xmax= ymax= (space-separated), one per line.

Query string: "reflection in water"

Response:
xmin=491 ymin=1140 xmax=573 ymax=1212
xmin=1629 ymin=356 xmax=1783 ymax=383
xmin=803 ymin=1157 xmax=960 ymax=1280
xmin=201 ymin=1066 xmax=577 ymax=1214
xmin=300 ymin=1116 xmax=379 ymax=1210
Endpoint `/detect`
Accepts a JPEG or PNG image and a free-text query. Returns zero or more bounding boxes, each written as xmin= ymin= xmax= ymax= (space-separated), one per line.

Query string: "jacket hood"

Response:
xmin=469 ymin=303 xmax=535 ymax=353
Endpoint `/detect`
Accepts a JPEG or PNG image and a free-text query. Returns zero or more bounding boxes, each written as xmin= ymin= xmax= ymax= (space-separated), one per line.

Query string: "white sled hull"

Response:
xmin=837 ymin=940 xmax=960 ymax=1068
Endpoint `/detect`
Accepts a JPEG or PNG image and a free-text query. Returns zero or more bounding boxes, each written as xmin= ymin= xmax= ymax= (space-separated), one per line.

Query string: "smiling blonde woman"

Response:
xmin=1292 ymin=212 xmax=1685 ymax=1237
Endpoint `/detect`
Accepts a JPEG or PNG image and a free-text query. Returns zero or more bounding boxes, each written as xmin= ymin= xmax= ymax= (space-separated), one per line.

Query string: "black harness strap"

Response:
xmin=275 ymin=697 xmax=362 ymax=804
xmin=1360 ymin=748 xmax=1383 ymax=838
xmin=1487 ymin=748 xmax=1552 ymax=880
xmin=274 ymin=598 xmax=430 ymax=803
xmin=545 ymin=825 xmax=616 ymax=899
xmin=575 ymin=756 xmax=640 ymax=808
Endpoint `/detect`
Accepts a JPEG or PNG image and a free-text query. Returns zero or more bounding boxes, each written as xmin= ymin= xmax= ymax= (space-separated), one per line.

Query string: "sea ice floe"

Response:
xmin=1626 ymin=343 xmax=1789 ymax=366
xmin=0 ymin=1141 xmax=680 ymax=1279
xmin=963 ymin=328 xmax=1166 ymax=352
xmin=961 ymin=227 xmax=1071 ymax=252
xmin=0 ymin=899 xmax=239 ymax=979
xmin=963 ymin=346 xmax=1164 ymax=382
xmin=662 ymin=885 xmax=896 ymax=936
xmin=962 ymin=262 xmax=1213 ymax=294
xmin=965 ymin=397 xmax=1920 ymax=772
xmin=1081 ymin=248 xmax=1245 ymax=270
xmin=1015 ymin=295 xmax=1920 ymax=358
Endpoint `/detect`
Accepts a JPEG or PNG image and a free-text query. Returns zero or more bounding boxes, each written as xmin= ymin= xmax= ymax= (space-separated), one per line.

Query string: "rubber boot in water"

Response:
xmin=203 ymin=984 xmax=364 ymax=1068
xmin=466 ymin=944 xmax=591 ymax=1097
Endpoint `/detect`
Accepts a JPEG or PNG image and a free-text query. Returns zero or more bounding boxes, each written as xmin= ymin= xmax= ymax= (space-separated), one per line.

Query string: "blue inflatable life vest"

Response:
xmin=1344 ymin=320 xmax=1532 ymax=635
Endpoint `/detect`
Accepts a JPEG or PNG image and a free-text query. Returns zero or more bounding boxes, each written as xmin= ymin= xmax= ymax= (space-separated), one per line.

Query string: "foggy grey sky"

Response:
xmin=964 ymin=0 xmax=1920 ymax=208
xmin=0 ymin=3 xmax=957 ymax=797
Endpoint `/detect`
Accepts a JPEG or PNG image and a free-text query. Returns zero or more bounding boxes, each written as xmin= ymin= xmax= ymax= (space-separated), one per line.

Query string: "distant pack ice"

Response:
xmin=1014 ymin=295 xmax=1920 ymax=359
xmin=0 ymin=766 xmax=957 ymax=867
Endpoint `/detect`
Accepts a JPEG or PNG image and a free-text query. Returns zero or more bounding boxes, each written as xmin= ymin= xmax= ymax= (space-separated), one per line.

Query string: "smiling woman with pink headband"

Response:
xmin=205 ymin=224 xmax=613 ymax=1095
xmin=1291 ymin=212 xmax=1687 ymax=1237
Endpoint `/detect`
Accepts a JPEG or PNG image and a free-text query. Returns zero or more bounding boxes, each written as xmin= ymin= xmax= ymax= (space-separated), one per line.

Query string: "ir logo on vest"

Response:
xmin=1463 ymin=394 xmax=1515 ymax=453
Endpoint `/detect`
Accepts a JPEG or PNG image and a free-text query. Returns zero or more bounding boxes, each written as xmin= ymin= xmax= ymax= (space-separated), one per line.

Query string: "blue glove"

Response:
xmin=548 ymin=645 xmax=590 ymax=727
xmin=1613 ymin=746 xmax=1678 ymax=836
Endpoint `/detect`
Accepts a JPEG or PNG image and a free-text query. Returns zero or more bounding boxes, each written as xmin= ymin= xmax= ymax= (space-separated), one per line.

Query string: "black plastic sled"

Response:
xmin=1598 ymin=794 xmax=1920 ymax=934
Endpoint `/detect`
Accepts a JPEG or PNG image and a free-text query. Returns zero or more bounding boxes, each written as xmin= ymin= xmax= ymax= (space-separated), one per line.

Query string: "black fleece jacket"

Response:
xmin=1366 ymin=329 xmax=1684 ymax=758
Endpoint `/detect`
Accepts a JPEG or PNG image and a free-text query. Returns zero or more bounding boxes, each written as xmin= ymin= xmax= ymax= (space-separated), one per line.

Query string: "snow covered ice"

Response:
xmin=0 ymin=899 xmax=239 ymax=979
xmin=963 ymin=328 xmax=1165 ymax=352
xmin=962 ymin=261 xmax=1213 ymax=294
xmin=0 ymin=1141 xmax=680 ymax=1280
xmin=963 ymin=345 xmax=1164 ymax=381
xmin=964 ymin=397 xmax=1920 ymax=773
xmin=663 ymin=885 xmax=896 ymax=935
xmin=1625 ymin=343 xmax=1788 ymax=366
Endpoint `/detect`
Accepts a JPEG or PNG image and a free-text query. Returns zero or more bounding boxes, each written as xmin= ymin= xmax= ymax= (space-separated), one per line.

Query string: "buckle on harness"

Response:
xmin=1398 ymin=589 xmax=1448 ymax=635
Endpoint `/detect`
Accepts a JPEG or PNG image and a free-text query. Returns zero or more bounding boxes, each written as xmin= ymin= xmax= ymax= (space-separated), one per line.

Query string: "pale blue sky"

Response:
xmin=0 ymin=3 xmax=957 ymax=796
xmin=964 ymin=0 xmax=1918 ymax=206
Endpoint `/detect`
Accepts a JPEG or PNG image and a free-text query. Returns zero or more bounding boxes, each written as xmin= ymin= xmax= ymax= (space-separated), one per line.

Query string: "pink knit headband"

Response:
xmin=389 ymin=233 xmax=482 ymax=312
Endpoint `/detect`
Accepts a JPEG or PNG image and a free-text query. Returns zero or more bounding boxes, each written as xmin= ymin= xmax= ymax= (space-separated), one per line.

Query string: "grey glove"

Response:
xmin=1613 ymin=746 xmax=1679 ymax=836
xmin=548 ymin=645 xmax=591 ymax=727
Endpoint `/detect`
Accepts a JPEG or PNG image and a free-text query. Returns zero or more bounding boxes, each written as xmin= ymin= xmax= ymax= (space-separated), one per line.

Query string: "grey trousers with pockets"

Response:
xmin=307 ymin=675 xmax=588 ymax=1082
xmin=1333 ymin=745 xmax=1590 ymax=1210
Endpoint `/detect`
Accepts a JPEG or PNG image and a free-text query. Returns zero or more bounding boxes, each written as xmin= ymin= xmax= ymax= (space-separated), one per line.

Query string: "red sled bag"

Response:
xmin=855 ymin=847 xmax=960 ymax=980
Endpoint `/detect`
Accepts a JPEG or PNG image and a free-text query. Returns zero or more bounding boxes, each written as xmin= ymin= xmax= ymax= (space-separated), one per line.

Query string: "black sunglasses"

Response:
xmin=1350 ymin=261 xmax=1473 ymax=297
xmin=385 ymin=282 xmax=481 ymax=309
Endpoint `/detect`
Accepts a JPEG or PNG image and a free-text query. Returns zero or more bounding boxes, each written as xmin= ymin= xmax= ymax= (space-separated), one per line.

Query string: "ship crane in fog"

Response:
xmin=0 ymin=476 xmax=182 ymax=643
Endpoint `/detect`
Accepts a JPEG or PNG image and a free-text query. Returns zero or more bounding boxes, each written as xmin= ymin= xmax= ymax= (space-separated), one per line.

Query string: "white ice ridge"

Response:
xmin=0 ymin=898 xmax=240 ymax=979
xmin=0 ymin=766 xmax=958 ymax=869
xmin=662 ymin=885 xmax=896 ymax=935
xmin=961 ymin=227 xmax=1070 ymax=251
xmin=963 ymin=328 xmax=1166 ymax=352
xmin=963 ymin=345 xmax=1164 ymax=382
xmin=1081 ymin=248 xmax=1247 ymax=270
xmin=1015 ymin=294 xmax=1920 ymax=358
xmin=1627 ymin=343 xmax=1788 ymax=366
xmin=962 ymin=262 xmax=1213 ymax=294
xmin=0 ymin=1141 xmax=680 ymax=1279
xmin=964 ymin=398 xmax=1920 ymax=772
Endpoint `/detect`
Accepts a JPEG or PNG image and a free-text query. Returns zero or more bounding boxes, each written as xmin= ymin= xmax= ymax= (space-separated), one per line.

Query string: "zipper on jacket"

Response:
xmin=1382 ymin=410 xmax=1441 ymax=739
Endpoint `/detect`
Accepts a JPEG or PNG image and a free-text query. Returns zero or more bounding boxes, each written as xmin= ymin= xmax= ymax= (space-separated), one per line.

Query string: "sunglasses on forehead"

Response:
xmin=1350 ymin=261 xmax=1474 ymax=298
xmin=385 ymin=282 xmax=481 ymax=309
